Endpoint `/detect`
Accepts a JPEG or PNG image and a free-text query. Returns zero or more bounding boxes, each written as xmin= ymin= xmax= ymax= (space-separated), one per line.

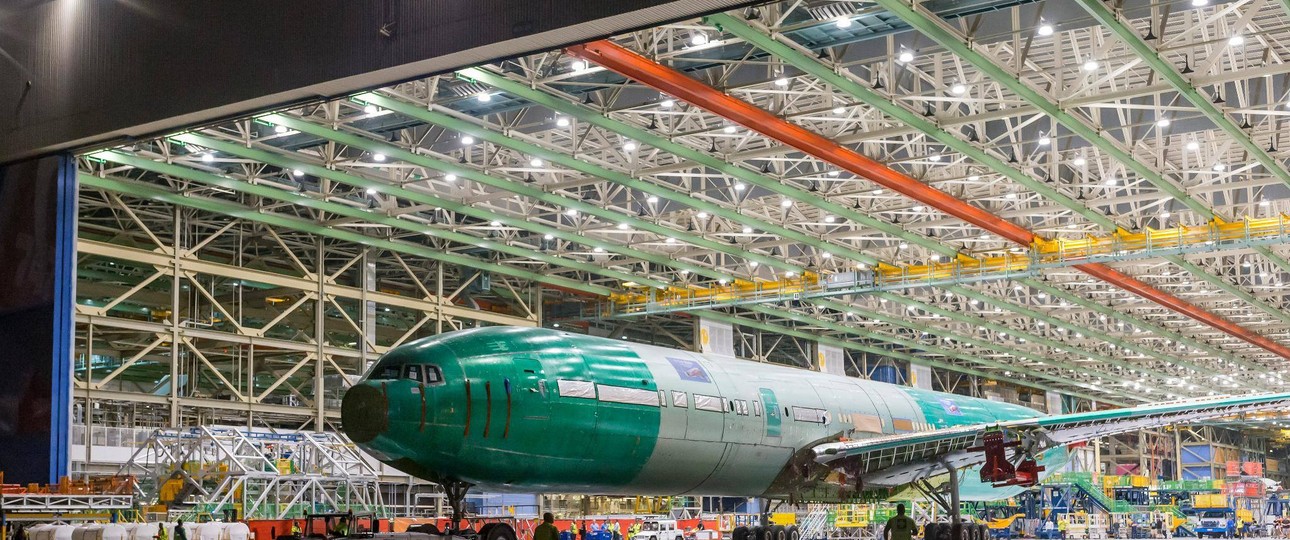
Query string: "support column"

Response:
xmin=315 ymin=239 xmax=326 ymax=430
xmin=170 ymin=206 xmax=182 ymax=427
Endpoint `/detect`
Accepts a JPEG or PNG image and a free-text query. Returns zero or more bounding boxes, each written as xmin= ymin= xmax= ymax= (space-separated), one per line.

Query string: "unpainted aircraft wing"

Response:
xmin=812 ymin=392 xmax=1290 ymax=488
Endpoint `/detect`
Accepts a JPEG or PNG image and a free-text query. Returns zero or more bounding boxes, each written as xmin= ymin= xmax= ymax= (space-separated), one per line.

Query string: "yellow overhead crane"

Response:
xmin=609 ymin=215 xmax=1290 ymax=314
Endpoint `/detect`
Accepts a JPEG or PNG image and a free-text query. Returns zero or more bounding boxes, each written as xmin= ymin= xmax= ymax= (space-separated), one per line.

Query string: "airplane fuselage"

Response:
xmin=341 ymin=327 xmax=1053 ymax=499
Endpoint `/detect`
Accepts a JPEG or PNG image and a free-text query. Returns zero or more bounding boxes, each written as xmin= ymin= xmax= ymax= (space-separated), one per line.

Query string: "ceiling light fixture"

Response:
xmin=1082 ymin=59 xmax=1100 ymax=72
xmin=1037 ymin=21 xmax=1054 ymax=36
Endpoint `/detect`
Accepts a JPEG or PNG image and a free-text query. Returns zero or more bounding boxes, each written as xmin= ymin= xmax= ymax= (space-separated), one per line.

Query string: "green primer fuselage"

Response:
xmin=341 ymin=327 xmax=1060 ymax=499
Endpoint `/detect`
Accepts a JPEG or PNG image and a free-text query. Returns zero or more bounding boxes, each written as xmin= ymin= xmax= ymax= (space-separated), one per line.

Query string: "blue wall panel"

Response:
xmin=0 ymin=154 xmax=74 ymax=483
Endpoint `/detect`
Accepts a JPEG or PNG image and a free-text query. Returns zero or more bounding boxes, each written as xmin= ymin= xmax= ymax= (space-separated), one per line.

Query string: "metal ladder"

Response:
xmin=799 ymin=505 xmax=832 ymax=540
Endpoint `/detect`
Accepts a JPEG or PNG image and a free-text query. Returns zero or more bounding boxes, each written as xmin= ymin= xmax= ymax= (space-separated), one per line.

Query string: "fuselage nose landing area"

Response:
xmin=341 ymin=382 xmax=389 ymax=444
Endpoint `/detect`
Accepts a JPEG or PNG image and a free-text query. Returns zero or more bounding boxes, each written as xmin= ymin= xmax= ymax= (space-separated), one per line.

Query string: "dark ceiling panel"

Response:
xmin=0 ymin=0 xmax=753 ymax=164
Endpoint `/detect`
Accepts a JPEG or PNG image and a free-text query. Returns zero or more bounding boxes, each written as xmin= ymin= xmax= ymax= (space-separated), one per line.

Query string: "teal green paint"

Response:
xmin=760 ymin=388 xmax=782 ymax=437
xmin=357 ymin=327 xmax=660 ymax=491
xmin=902 ymin=387 xmax=1039 ymax=431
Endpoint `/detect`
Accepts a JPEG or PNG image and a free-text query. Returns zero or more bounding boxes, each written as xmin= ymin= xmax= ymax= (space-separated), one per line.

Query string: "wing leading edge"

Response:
xmin=813 ymin=391 xmax=1290 ymax=488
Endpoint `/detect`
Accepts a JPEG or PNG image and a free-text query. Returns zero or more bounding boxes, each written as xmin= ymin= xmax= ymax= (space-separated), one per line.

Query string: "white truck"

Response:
xmin=633 ymin=520 xmax=682 ymax=540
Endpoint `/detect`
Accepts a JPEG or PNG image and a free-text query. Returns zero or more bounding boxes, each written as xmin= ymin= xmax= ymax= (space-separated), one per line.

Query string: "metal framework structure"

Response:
xmin=118 ymin=426 xmax=385 ymax=520
xmin=74 ymin=0 xmax=1290 ymax=414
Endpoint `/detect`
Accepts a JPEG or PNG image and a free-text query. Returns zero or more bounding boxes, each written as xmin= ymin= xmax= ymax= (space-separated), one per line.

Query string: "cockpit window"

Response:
xmin=369 ymin=360 xmax=444 ymax=384
xmin=375 ymin=364 xmax=402 ymax=380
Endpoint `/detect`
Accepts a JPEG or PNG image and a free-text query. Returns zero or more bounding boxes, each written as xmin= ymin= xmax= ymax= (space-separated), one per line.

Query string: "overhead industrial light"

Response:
xmin=477 ymin=93 xmax=493 ymax=103
xmin=722 ymin=125 xmax=737 ymax=134
xmin=1072 ymin=157 xmax=1086 ymax=166
xmin=565 ymin=208 xmax=578 ymax=216
xmin=1105 ymin=177 xmax=1117 ymax=186
xmin=742 ymin=226 xmax=753 ymax=234
xmin=1038 ymin=133 xmax=1051 ymax=146
xmin=445 ymin=174 xmax=458 ymax=182
xmin=1037 ymin=20 xmax=1054 ymax=37
xmin=690 ymin=32 xmax=710 ymax=46
xmin=556 ymin=117 xmax=570 ymax=127
xmin=623 ymin=141 xmax=637 ymax=152
xmin=833 ymin=106 xmax=846 ymax=115
xmin=646 ymin=195 xmax=659 ymax=203
xmin=201 ymin=152 xmax=215 ymax=163
xmin=571 ymin=60 xmax=589 ymax=72
xmin=1213 ymin=163 xmax=1226 ymax=171
xmin=461 ymin=136 xmax=476 ymax=145
xmin=372 ymin=153 xmax=386 ymax=162
xmin=824 ymin=215 xmax=836 ymax=223
xmin=781 ymin=199 xmax=793 ymax=208
xmin=593 ymin=247 xmax=605 ymax=253
xmin=661 ymin=99 xmax=675 ymax=109
xmin=950 ymin=82 xmax=967 ymax=95
xmin=292 ymin=169 xmax=304 ymax=177
xmin=898 ymin=48 xmax=914 ymax=63
xmin=696 ymin=211 xmax=709 ymax=219
xmin=364 ymin=104 xmax=378 ymax=114
xmin=734 ymin=182 xmax=746 ymax=191
xmin=544 ymin=234 xmax=554 ymax=240
xmin=1229 ymin=34 xmax=1245 ymax=46
xmin=898 ymin=241 xmax=909 ymax=249
xmin=929 ymin=153 xmax=942 ymax=162
xmin=836 ymin=17 xmax=853 ymax=29
xmin=774 ymin=76 xmax=790 ymax=87
xmin=1157 ymin=117 xmax=1171 ymax=127
xmin=366 ymin=187 xmax=378 ymax=195
xmin=530 ymin=158 xmax=543 ymax=167
xmin=274 ymin=125 xmax=288 ymax=134
xmin=1082 ymin=58 xmax=1100 ymax=72
xmin=1186 ymin=140 xmax=1200 ymax=151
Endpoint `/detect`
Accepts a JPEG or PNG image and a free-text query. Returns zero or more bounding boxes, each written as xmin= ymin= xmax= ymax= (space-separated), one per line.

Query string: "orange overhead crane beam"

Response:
xmin=568 ymin=40 xmax=1290 ymax=360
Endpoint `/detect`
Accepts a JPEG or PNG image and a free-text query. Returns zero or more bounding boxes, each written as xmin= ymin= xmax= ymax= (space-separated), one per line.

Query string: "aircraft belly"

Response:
xmin=688 ymin=442 xmax=794 ymax=495
xmin=630 ymin=438 xmax=794 ymax=496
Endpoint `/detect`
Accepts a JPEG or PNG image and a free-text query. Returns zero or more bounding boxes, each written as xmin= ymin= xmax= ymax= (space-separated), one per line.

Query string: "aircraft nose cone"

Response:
xmin=341 ymin=383 xmax=388 ymax=444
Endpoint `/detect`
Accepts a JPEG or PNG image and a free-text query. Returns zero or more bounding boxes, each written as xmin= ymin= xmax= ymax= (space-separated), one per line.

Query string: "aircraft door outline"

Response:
xmin=759 ymin=387 xmax=781 ymax=438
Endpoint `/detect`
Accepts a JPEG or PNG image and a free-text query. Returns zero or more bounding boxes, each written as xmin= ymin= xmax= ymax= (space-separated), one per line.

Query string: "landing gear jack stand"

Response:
xmin=911 ymin=460 xmax=963 ymax=540
xmin=444 ymin=481 xmax=472 ymax=533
